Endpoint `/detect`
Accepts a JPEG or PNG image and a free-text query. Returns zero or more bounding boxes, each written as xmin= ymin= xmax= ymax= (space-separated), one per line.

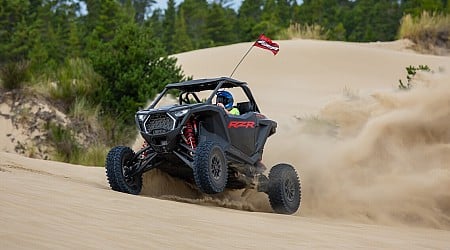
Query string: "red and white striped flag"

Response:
xmin=253 ymin=34 xmax=280 ymax=55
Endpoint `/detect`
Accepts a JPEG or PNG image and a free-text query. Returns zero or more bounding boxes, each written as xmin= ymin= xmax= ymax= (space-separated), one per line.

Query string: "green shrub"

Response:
xmin=47 ymin=122 xmax=81 ymax=163
xmin=47 ymin=122 xmax=110 ymax=166
xmin=88 ymin=22 xmax=186 ymax=125
xmin=0 ymin=60 xmax=30 ymax=90
xmin=398 ymin=65 xmax=431 ymax=90
xmin=47 ymin=58 xmax=102 ymax=111
xmin=99 ymin=113 xmax=137 ymax=146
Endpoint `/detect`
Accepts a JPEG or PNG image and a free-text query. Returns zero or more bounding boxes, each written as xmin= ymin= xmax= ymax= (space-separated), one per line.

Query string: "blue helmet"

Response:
xmin=216 ymin=91 xmax=234 ymax=110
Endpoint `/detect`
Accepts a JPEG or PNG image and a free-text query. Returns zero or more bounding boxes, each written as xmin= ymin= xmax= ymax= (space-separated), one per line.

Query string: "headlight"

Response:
xmin=137 ymin=114 xmax=147 ymax=122
xmin=174 ymin=109 xmax=189 ymax=117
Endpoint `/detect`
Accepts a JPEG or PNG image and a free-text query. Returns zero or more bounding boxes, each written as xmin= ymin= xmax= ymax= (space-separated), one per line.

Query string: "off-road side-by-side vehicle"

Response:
xmin=105 ymin=77 xmax=301 ymax=214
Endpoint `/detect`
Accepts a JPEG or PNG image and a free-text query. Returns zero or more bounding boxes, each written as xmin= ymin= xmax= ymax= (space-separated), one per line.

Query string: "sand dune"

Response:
xmin=1 ymin=39 xmax=450 ymax=249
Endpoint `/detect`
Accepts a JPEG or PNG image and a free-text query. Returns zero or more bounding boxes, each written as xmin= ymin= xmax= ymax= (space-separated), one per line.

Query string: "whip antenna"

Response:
xmin=229 ymin=44 xmax=255 ymax=78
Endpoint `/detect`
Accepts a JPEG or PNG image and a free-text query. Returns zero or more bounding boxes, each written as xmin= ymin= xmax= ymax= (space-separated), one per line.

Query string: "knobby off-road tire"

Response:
xmin=193 ymin=141 xmax=228 ymax=194
xmin=268 ymin=164 xmax=301 ymax=215
xmin=105 ymin=146 xmax=142 ymax=195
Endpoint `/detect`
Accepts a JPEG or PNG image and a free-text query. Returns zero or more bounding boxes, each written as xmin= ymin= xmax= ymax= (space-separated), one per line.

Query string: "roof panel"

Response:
xmin=165 ymin=77 xmax=247 ymax=92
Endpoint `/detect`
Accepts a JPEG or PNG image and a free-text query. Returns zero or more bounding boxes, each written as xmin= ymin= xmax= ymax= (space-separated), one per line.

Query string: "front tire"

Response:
xmin=193 ymin=141 xmax=228 ymax=194
xmin=268 ymin=164 xmax=301 ymax=215
xmin=105 ymin=146 xmax=142 ymax=195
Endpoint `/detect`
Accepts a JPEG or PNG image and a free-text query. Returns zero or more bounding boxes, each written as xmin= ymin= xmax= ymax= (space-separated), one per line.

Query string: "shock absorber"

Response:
xmin=141 ymin=141 xmax=149 ymax=159
xmin=183 ymin=118 xmax=197 ymax=149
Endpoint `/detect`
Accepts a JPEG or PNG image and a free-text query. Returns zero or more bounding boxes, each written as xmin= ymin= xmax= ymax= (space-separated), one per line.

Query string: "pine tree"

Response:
xmin=205 ymin=2 xmax=237 ymax=46
xmin=84 ymin=0 xmax=131 ymax=54
xmin=277 ymin=0 xmax=295 ymax=27
xmin=133 ymin=0 xmax=156 ymax=24
xmin=257 ymin=0 xmax=281 ymax=37
xmin=162 ymin=0 xmax=177 ymax=54
xmin=145 ymin=9 xmax=164 ymax=46
xmin=172 ymin=8 xmax=194 ymax=53
xmin=0 ymin=0 xmax=32 ymax=63
xmin=237 ymin=0 xmax=264 ymax=41
xmin=179 ymin=0 xmax=209 ymax=49
xmin=402 ymin=0 xmax=445 ymax=16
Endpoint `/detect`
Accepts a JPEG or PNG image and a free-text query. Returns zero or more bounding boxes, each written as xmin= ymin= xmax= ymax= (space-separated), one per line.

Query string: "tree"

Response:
xmin=52 ymin=1 xmax=82 ymax=61
xmin=205 ymin=2 xmax=237 ymax=46
xmin=0 ymin=0 xmax=32 ymax=63
xmin=277 ymin=0 xmax=296 ymax=27
xmin=237 ymin=0 xmax=264 ymax=41
xmin=401 ymin=0 xmax=445 ymax=16
xmin=88 ymin=22 xmax=186 ymax=122
xmin=84 ymin=0 xmax=101 ymax=32
xmin=256 ymin=0 xmax=282 ymax=37
xmin=178 ymin=0 xmax=209 ymax=49
xmin=145 ymin=8 xmax=164 ymax=44
xmin=84 ymin=0 xmax=131 ymax=45
xmin=294 ymin=0 xmax=350 ymax=29
xmin=162 ymin=0 xmax=177 ymax=54
xmin=330 ymin=22 xmax=346 ymax=40
xmin=132 ymin=0 xmax=156 ymax=24
xmin=346 ymin=0 xmax=401 ymax=41
xmin=172 ymin=8 xmax=194 ymax=53
xmin=24 ymin=1 xmax=83 ymax=70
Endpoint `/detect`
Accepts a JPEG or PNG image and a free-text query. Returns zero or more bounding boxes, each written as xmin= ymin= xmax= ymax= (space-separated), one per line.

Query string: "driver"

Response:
xmin=216 ymin=91 xmax=240 ymax=115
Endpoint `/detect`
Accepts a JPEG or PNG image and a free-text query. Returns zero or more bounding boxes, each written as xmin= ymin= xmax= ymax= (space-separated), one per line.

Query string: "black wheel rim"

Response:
xmin=210 ymin=154 xmax=222 ymax=180
xmin=122 ymin=158 xmax=137 ymax=187
xmin=284 ymin=178 xmax=295 ymax=202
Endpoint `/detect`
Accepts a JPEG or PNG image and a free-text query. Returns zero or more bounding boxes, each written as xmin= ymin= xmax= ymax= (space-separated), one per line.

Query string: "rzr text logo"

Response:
xmin=228 ymin=121 xmax=255 ymax=129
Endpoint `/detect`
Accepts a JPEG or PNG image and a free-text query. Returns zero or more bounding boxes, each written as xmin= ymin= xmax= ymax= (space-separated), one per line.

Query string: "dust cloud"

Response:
xmin=268 ymin=71 xmax=450 ymax=229
xmin=137 ymin=72 xmax=450 ymax=229
xmin=140 ymin=169 xmax=272 ymax=213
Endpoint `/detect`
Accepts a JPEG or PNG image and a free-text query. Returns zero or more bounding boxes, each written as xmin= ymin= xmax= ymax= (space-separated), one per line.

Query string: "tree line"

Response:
xmin=2 ymin=0 xmax=449 ymax=65
xmin=152 ymin=0 xmax=449 ymax=53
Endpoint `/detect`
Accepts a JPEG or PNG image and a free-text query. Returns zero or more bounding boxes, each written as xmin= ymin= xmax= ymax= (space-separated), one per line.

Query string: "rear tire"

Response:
xmin=105 ymin=146 xmax=142 ymax=195
xmin=268 ymin=164 xmax=301 ymax=215
xmin=193 ymin=141 xmax=228 ymax=194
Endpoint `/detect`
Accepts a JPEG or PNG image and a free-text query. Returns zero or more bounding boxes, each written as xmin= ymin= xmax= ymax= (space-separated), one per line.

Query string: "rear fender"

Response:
xmin=255 ymin=118 xmax=277 ymax=153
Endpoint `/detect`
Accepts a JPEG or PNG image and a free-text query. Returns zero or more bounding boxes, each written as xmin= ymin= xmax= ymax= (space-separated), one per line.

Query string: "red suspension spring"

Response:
xmin=183 ymin=118 xmax=197 ymax=149
xmin=141 ymin=141 xmax=149 ymax=159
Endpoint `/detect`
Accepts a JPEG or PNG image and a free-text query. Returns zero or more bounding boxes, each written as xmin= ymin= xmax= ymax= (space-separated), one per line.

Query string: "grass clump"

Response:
xmin=47 ymin=122 xmax=110 ymax=166
xmin=398 ymin=11 xmax=450 ymax=55
xmin=0 ymin=60 xmax=30 ymax=90
xmin=99 ymin=114 xmax=137 ymax=146
xmin=36 ymin=58 xmax=102 ymax=111
xmin=47 ymin=122 xmax=81 ymax=164
xmin=277 ymin=23 xmax=328 ymax=40
xmin=78 ymin=144 xmax=110 ymax=166
xmin=71 ymin=97 xmax=101 ymax=129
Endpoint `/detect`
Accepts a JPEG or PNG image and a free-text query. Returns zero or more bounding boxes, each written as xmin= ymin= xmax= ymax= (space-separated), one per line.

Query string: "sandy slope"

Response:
xmin=1 ymin=39 xmax=450 ymax=249
xmin=1 ymin=152 xmax=450 ymax=249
